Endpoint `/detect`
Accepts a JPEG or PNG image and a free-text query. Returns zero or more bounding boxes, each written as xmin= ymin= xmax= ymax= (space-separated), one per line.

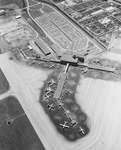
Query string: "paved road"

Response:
xmin=22 ymin=9 xmax=46 ymax=37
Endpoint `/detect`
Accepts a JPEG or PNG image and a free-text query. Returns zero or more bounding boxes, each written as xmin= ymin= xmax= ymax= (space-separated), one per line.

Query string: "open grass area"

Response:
xmin=29 ymin=3 xmax=42 ymax=10
xmin=0 ymin=0 xmax=27 ymax=8
xmin=22 ymin=11 xmax=46 ymax=37
xmin=42 ymin=5 xmax=54 ymax=13
xmin=0 ymin=68 xmax=9 ymax=95
xmin=0 ymin=96 xmax=45 ymax=150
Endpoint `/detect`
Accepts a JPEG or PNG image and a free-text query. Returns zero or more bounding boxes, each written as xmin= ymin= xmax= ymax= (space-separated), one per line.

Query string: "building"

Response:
xmin=60 ymin=53 xmax=78 ymax=65
xmin=0 ymin=9 xmax=5 ymax=16
xmin=35 ymin=39 xmax=51 ymax=56
xmin=50 ymin=44 xmax=62 ymax=57
xmin=15 ymin=15 xmax=21 ymax=19
xmin=54 ymin=74 xmax=67 ymax=99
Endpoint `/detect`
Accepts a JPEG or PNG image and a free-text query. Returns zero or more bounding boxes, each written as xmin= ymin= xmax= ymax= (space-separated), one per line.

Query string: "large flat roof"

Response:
xmin=60 ymin=53 xmax=78 ymax=64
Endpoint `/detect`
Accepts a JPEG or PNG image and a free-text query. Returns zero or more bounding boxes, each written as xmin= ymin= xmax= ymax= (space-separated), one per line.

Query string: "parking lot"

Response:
xmin=36 ymin=11 xmax=87 ymax=51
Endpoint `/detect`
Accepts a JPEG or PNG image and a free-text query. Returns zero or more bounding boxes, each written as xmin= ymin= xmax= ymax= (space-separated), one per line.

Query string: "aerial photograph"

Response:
xmin=0 ymin=0 xmax=121 ymax=149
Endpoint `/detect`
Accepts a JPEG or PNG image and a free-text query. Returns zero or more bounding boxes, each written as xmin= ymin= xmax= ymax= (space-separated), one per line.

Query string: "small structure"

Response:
xmin=73 ymin=54 xmax=85 ymax=63
xmin=91 ymin=9 xmax=104 ymax=16
xmin=15 ymin=15 xmax=21 ymax=19
xmin=28 ymin=45 xmax=33 ymax=50
xmin=0 ymin=9 xmax=5 ymax=16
